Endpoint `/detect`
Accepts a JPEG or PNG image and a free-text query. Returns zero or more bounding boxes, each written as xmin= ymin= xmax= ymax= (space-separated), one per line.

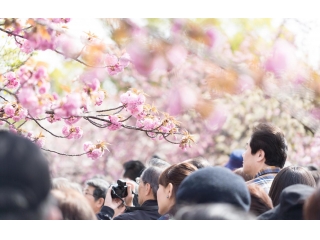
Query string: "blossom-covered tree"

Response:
xmin=1 ymin=18 xmax=320 ymax=183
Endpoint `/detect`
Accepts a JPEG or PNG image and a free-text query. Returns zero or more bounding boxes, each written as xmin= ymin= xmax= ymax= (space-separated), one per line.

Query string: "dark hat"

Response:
xmin=176 ymin=166 xmax=251 ymax=212
xmin=224 ymin=149 xmax=245 ymax=170
xmin=257 ymin=184 xmax=315 ymax=220
xmin=0 ymin=130 xmax=51 ymax=213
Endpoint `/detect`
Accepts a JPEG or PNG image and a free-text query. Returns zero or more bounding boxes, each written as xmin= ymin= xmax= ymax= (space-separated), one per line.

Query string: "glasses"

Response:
xmin=83 ymin=191 xmax=95 ymax=197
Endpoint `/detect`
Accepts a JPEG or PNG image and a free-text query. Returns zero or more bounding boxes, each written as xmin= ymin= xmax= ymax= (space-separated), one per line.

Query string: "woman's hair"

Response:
xmin=269 ymin=166 xmax=316 ymax=206
xmin=248 ymin=184 xmax=273 ymax=216
xmin=51 ymin=188 xmax=97 ymax=220
xmin=303 ymin=185 xmax=320 ymax=220
xmin=51 ymin=177 xmax=82 ymax=193
xmin=234 ymin=167 xmax=253 ymax=182
xmin=158 ymin=162 xmax=197 ymax=198
xmin=182 ymin=157 xmax=211 ymax=169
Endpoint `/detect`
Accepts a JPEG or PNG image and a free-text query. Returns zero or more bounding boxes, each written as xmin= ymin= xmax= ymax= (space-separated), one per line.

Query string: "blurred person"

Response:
xmin=157 ymin=162 xmax=197 ymax=219
xmin=182 ymin=156 xmax=211 ymax=169
xmin=258 ymin=184 xmax=314 ymax=220
xmin=234 ymin=167 xmax=253 ymax=182
xmin=248 ymin=184 xmax=273 ymax=216
xmin=98 ymin=166 xmax=165 ymax=220
xmin=174 ymin=203 xmax=256 ymax=220
xmin=51 ymin=188 xmax=97 ymax=220
xmin=146 ymin=156 xmax=171 ymax=168
xmin=175 ymin=166 xmax=251 ymax=213
xmin=243 ymin=122 xmax=288 ymax=194
xmin=0 ymin=130 xmax=61 ymax=220
xmin=122 ymin=160 xmax=146 ymax=182
xmin=83 ymin=177 xmax=109 ymax=215
xmin=309 ymin=170 xmax=320 ymax=185
xmin=268 ymin=165 xmax=316 ymax=206
xmin=224 ymin=149 xmax=245 ymax=171
xmin=51 ymin=177 xmax=82 ymax=193
xmin=303 ymin=184 xmax=320 ymax=220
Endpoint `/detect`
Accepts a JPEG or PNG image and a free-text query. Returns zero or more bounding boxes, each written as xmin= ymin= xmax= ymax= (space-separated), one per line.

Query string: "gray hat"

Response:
xmin=176 ymin=166 xmax=251 ymax=212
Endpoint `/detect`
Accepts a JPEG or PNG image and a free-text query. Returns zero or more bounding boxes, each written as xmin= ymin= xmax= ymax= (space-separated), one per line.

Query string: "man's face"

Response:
xmin=136 ymin=177 xmax=146 ymax=206
xmin=242 ymin=140 xmax=260 ymax=177
xmin=83 ymin=185 xmax=100 ymax=214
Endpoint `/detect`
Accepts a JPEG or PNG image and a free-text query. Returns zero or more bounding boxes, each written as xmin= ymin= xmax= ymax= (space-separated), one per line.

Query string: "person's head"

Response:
xmin=242 ymin=122 xmax=287 ymax=177
xmin=310 ymin=170 xmax=320 ymax=185
xmin=157 ymin=162 xmax=197 ymax=215
xmin=136 ymin=166 xmax=166 ymax=205
xmin=233 ymin=167 xmax=253 ymax=182
xmin=51 ymin=177 xmax=82 ymax=193
xmin=268 ymin=166 xmax=316 ymax=206
xmin=51 ymin=188 xmax=97 ymax=220
xmin=123 ymin=160 xmax=146 ymax=181
xmin=303 ymin=184 xmax=320 ymax=220
xmin=182 ymin=156 xmax=211 ymax=169
xmin=83 ymin=178 xmax=109 ymax=214
xmin=0 ymin=130 xmax=56 ymax=220
xmin=224 ymin=149 xmax=245 ymax=171
xmin=258 ymin=184 xmax=315 ymax=220
xmin=146 ymin=156 xmax=171 ymax=168
xmin=176 ymin=166 xmax=251 ymax=212
xmin=174 ymin=203 xmax=256 ymax=220
xmin=248 ymin=184 xmax=273 ymax=216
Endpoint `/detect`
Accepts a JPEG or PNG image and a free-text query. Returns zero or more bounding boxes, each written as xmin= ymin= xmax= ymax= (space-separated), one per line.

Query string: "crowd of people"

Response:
xmin=1 ymin=122 xmax=320 ymax=220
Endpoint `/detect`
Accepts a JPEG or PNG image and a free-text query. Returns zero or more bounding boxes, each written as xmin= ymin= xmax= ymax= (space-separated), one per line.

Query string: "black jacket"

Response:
xmin=97 ymin=200 xmax=161 ymax=220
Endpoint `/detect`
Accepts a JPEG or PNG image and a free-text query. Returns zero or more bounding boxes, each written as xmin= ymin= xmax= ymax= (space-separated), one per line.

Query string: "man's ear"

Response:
xmin=145 ymin=183 xmax=152 ymax=196
xmin=257 ymin=149 xmax=265 ymax=162
xmin=97 ymin=197 xmax=105 ymax=208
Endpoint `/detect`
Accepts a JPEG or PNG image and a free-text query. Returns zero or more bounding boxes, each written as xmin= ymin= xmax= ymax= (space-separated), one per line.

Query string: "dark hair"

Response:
xmin=52 ymin=188 xmax=96 ymax=220
xmin=123 ymin=160 xmax=146 ymax=181
xmin=174 ymin=203 xmax=256 ymax=220
xmin=310 ymin=170 xmax=320 ymax=185
xmin=0 ymin=130 xmax=51 ymax=219
xmin=182 ymin=157 xmax=211 ymax=169
xmin=303 ymin=185 xmax=320 ymax=220
xmin=141 ymin=166 xmax=166 ymax=199
xmin=234 ymin=167 xmax=253 ymax=182
xmin=248 ymin=184 xmax=273 ymax=216
xmin=250 ymin=122 xmax=287 ymax=168
xmin=158 ymin=162 xmax=197 ymax=199
xmin=269 ymin=166 xmax=316 ymax=206
xmin=85 ymin=178 xmax=109 ymax=201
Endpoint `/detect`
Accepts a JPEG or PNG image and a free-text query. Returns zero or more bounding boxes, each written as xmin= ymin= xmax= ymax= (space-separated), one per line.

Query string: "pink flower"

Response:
xmin=88 ymin=149 xmax=103 ymax=160
xmin=4 ymin=72 xmax=20 ymax=89
xmin=94 ymin=90 xmax=105 ymax=106
xmin=64 ymin=116 xmax=81 ymax=125
xmin=19 ymin=39 xmax=35 ymax=54
xmin=55 ymin=93 xmax=82 ymax=118
xmin=107 ymin=115 xmax=122 ymax=131
xmin=34 ymin=66 xmax=48 ymax=81
xmin=18 ymin=88 xmax=40 ymax=115
xmin=34 ymin=137 xmax=45 ymax=148
xmin=4 ymin=104 xmax=16 ymax=117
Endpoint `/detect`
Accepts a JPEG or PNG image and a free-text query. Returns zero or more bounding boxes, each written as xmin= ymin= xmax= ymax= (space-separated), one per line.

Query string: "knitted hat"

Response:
xmin=0 ymin=130 xmax=51 ymax=213
xmin=257 ymin=184 xmax=315 ymax=220
xmin=176 ymin=166 xmax=251 ymax=212
xmin=224 ymin=149 xmax=245 ymax=170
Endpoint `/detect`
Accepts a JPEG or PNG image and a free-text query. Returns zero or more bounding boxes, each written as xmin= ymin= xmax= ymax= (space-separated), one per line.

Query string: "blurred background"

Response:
xmin=1 ymin=18 xmax=320 ymax=184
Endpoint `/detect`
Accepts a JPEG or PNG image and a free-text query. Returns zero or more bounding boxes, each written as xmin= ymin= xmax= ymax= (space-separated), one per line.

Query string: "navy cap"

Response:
xmin=224 ymin=149 xmax=245 ymax=170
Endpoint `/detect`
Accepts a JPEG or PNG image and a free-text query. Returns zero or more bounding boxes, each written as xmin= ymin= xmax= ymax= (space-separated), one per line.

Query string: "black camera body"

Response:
xmin=111 ymin=179 xmax=128 ymax=199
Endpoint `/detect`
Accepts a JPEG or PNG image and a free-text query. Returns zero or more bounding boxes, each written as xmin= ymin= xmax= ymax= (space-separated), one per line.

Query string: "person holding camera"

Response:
xmin=97 ymin=166 xmax=165 ymax=220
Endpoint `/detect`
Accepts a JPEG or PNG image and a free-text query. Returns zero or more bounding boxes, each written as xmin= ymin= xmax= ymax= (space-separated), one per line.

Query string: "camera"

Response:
xmin=111 ymin=179 xmax=128 ymax=199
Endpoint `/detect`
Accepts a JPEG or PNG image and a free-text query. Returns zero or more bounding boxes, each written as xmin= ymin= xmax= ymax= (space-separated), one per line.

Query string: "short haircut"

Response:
xmin=141 ymin=166 xmax=166 ymax=199
xmin=146 ymin=157 xmax=171 ymax=168
xmin=250 ymin=122 xmax=287 ymax=168
xmin=85 ymin=178 xmax=109 ymax=201
xmin=158 ymin=162 xmax=197 ymax=198
xmin=123 ymin=160 xmax=146 ymax=181
xmin=183 ymin=157 xmax=211 ymax=169
xmin=269 ymin=166 xmax=316 ymax=206
xmin=248 ymin=184 xmax=273 ymax=216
